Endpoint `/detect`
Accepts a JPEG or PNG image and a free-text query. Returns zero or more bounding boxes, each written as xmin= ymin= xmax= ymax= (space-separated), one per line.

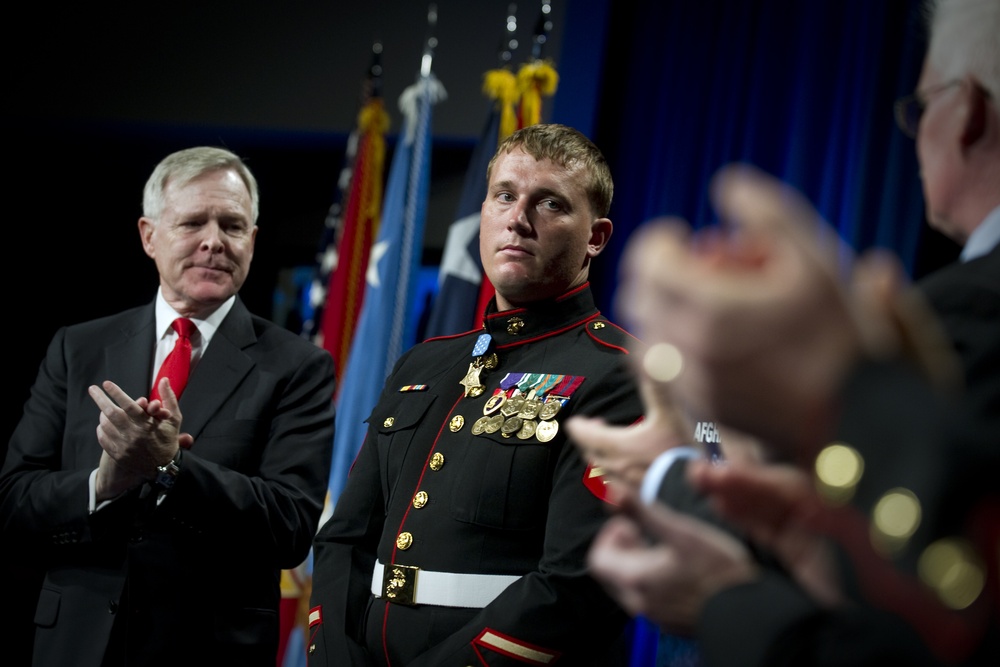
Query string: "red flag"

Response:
xmin=318 ymin=97 xmax=389 ymax=392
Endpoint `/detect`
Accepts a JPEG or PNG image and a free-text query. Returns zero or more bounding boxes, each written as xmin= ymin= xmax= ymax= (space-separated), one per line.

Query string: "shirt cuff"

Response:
xmin=640 ymin=446 xmax=701 ymax=505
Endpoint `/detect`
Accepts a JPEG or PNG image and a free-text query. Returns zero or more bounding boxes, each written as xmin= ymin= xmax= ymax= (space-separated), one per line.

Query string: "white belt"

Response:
xmin=371 ymin=560 xmax=520 ymax=608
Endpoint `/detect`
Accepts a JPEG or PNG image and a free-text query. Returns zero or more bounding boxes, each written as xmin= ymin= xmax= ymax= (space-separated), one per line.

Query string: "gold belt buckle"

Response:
xmin=382 ymin=563 xmax=419 ymax=606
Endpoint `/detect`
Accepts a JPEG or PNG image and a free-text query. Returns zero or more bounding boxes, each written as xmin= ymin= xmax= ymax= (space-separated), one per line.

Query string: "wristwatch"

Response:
xmin=155 ymin=449 xmax=182 ymax=489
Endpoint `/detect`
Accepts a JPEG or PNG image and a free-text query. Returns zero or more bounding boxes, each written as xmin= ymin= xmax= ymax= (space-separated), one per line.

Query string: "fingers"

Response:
xmin=565 ymin=415 xmax=618 ymax=461
xmin=89 ymin=382 xmax=148 ymax=432
xmin=710 ymin=164 xmax=850 ymax=287
xmin=153 ymin=378 xmax=183 ymax=425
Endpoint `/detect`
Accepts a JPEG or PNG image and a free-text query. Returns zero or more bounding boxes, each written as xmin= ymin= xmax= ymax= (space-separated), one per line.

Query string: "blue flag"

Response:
xmin=327 ymin=72 xmax=445 ymax=509
xmin=423 ymin=105 xmax=501 ymax=338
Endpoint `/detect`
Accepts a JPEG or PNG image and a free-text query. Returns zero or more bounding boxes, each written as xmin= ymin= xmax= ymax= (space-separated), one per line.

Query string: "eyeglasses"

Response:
xmin=894 ymin=80 xmax=962 ymax=138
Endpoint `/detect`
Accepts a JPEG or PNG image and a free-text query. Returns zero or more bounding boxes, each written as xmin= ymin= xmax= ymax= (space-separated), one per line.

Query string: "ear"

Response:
xmin=587 ymin=218 xmax=614 ymax=258
xmin=960 ymin=78 xmax=988 ymax=148
xmin=138 ymin=217 xmax=156 ymax=258
xmin=248 ymin=225 xmax=258 ymax=261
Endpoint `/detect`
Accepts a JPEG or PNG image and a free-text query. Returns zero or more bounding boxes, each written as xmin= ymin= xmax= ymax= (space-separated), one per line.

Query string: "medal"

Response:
xmin=502 ymin=394 xmax=525 ymax=417
xmin=472 ymin=416 xmax=490 ymax=435
xmin=535 ymin=419 xmax=559 ymax=442
xmin=538 ymin=397 xmax=564 ymax=421
xmin=501 ymin=416 xmax=523 ymax=435
xmin=460 ymin=362 xmax=485 ymax=397
xmin=483 ymin=391 xmax=507 ymax=415
xmin=518 ymin=394 xmax=543 ymax=420
xmin=516 ymin=419 xmax=537 ymax=440
xmin=485 ymin=414 xmax=505 ymax=433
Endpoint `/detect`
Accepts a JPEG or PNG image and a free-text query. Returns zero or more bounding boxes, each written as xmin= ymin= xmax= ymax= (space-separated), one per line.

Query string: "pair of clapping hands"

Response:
xmin=567 ymin=165 xmax=957 ymax=635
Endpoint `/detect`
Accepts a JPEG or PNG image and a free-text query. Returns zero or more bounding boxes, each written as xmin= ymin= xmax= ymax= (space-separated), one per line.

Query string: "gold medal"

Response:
xmin=516 ymin=419 xmax=537 ymax=440
xmin=538 ymin=399 xmax=562 ymax=421
xmin=503 ymin=395 xmax=525 ymax=417
xmin=472 ymin=416 xmax=490 ymax=435
xmin=460 ymin=362 xmax=485 ymax=397
xmin=535 ymin=420 xmax=559 ymax=442
xmin=501 ymin=416 xmax=523 ymax=435
xmin=518 ymin=398 xmax=542 ymax=420
xmin=485 ymin=414 xmax=505 ymax=433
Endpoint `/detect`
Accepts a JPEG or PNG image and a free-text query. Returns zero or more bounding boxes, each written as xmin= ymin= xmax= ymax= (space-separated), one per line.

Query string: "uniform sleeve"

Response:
xmin=308 ymin=376 xmax=398 ymax=666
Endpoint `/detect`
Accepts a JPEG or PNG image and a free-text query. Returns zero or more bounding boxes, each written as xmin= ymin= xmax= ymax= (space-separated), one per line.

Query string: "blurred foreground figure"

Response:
xmin=574 ymin=0 xmax=999 ymax=665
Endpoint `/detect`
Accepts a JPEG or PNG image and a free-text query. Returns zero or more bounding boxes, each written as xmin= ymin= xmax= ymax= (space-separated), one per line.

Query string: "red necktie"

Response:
xmin=151 ymin=317 xmax=197 ymax=401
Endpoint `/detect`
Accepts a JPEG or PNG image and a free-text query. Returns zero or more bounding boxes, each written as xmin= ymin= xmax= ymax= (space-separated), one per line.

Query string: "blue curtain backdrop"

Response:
xmin=553 ymin=0 xmax=954 ymax=320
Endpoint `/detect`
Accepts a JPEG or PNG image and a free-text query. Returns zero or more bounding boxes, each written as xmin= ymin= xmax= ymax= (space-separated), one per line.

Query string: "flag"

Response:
xmin=422 ymin=105 xmax=498 ymax=338
xmin=422 ymin=66 xmax=522 ymax=338
xmin=318 ymin=96 xmax=389 ymax=389
xmin=327 ymin=70 xmax=446 ymax=510
xmin=279 ymin=50 xmax=388 ymax=667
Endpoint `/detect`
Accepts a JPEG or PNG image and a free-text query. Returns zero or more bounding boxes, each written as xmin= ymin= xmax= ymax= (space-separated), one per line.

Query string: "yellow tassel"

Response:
xmin=483 ymin=69 xmax=520 ymax=141
xmin=356 ymin=98 xmax=389 ymax=233
xmin=357 ymin=98 xmax=390 ymax=135
xmin=516 ymin=60 xmax=559 ymax=128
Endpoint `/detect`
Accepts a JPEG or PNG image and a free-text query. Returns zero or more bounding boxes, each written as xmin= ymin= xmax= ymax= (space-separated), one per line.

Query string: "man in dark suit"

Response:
xmin=0 ymin=146 xmax=336 ymax=667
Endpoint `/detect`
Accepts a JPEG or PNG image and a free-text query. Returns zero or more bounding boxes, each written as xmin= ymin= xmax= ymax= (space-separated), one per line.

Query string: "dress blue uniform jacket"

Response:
xmin=309 ymin=284 xmax=643 ymax=666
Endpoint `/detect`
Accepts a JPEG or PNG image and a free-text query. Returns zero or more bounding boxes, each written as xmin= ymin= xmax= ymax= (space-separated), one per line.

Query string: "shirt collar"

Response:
xmin=960 ymin=205 xmax=1000 ymax=262
xmin=154 ymin=289 xmax=235 ymax=348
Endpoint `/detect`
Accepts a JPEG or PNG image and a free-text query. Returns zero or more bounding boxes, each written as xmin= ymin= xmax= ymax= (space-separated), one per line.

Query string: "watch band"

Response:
xmin=155 ymin=449 xmax=182 ymax=489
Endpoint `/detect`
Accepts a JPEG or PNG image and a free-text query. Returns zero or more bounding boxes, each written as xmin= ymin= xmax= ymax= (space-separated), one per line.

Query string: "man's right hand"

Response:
xmin=89 ymin=379 xmax=186 ymax=501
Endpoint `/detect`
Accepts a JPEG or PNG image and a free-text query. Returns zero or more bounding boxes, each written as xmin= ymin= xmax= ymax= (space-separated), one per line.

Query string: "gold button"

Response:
xmin=396 ymin=532 xmax=413 ymax=550
xmin=429 ymin=452 xmax=445 ymax=470
xmin=383 ymin=416 xmax=395 ymax=428
xmin=449 ymin=415 xmax=465 ymax=432
xmin=308 ymin=644 xmax=316 ymax=655
xmin=413 ymin=491 xmax=428 ymax=508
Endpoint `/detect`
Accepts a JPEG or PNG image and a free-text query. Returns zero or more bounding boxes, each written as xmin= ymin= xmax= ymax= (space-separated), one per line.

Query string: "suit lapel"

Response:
xmin=178 ymin=298 xmax=257 ymax=439
xmin=106 ymin=304 xmax=157 ymax=400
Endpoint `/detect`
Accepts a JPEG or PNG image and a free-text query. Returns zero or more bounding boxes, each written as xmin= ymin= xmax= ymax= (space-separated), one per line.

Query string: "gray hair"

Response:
xmin=142 ymin=146 xmax=260 ymax=223
xmin=926 ymin=0 xmax=1000 ymax=100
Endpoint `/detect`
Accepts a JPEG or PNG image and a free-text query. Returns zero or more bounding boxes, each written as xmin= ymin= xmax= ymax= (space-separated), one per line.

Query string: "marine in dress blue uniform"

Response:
xmin=309 ymin=284 xmax=642 ymax=665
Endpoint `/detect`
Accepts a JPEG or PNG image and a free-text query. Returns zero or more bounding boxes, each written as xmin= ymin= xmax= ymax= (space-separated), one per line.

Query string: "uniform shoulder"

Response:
xmin=583 ymin=317 xmax=640 ymax=353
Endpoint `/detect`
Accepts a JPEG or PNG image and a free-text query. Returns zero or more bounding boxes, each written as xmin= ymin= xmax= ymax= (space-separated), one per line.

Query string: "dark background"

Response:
xmin=0 ymin=2 xmax=963 ymax=663
xmin=3 ymin=0 xmax=568 ymax=446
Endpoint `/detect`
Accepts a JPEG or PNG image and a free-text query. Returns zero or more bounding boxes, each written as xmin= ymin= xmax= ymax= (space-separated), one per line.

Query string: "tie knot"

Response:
xmin=172 ymin=317 xmax=197 ymax=339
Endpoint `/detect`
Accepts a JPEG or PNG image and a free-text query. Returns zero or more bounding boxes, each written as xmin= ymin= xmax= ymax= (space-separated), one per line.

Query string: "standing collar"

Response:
xmin=482 ymin=283 xmax=600 ymax=349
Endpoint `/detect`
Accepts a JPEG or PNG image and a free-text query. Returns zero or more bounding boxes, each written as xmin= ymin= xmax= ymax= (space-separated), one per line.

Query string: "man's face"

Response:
xmin=480 ymin=148 xmax=610 ymax=310
xmin=139 ymin=168 xmax=257 ymax=317
xmin=916 ymin=60 xmax=964 ymax=240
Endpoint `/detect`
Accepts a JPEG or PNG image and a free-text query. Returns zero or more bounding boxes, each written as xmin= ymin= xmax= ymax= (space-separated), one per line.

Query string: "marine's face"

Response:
xmin=480 ymin=148 xmax=610 ymax=310
xmin=139 ymin=168 xmax=257 ymax=317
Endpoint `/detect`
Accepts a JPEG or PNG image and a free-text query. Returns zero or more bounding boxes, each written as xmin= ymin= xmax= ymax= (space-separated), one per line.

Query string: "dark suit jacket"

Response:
xmin=918 ymin=244 xmax=1000 ymax=434
xmin=691 ymin=248 xmax=1000 ymax=667
xmin=0 ymin=296 xmax=336 ymax=667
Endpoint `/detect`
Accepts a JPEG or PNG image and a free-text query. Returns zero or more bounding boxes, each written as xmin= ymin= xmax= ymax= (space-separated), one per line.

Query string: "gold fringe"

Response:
xmin=483 ymin=68 xmax=520 ymax=141
xmin=516 ymin=60 xmax=559 ymax=128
